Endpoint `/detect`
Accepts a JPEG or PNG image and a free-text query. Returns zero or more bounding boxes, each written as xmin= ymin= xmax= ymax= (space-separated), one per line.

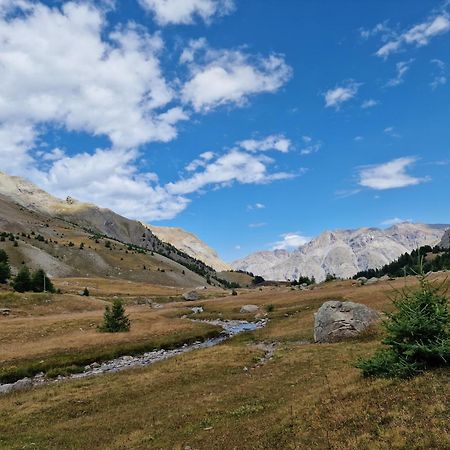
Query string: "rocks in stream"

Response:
xmin=0 ymin=319 xmax=268 ymax=395
xmin=314 ymin=300 xmax=380 ymax=343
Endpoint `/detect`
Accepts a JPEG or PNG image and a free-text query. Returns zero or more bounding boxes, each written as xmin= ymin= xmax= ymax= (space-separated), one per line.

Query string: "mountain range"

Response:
xmin=232 ymin=223 xmax=449 ymax=282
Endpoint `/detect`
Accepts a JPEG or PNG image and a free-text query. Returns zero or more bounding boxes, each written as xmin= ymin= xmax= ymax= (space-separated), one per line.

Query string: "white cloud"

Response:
xmin=238 ymin=135 xmax=291 ymax=153
xmin=376 ymin=14 xmax=450 ymax=58
xmin=381 ymin=217 xmax=412 ymax=226
xmin=0 ymin=0 xmax=188 ymax=157
xmin=34 ymin=148 xmax=189 ymax=221
xmin=361 ymin=99 xmax=379 ymax=109
xmin=358 ymin=157 xmax=427 ymax=190
xmin=181 ymin=42 xmax=292 ymax=112
xmin=271 ymin=232 xmax=311 ymax=250
xmin=386 ymin=59 xmax=414 ymax=87
xmin=324 ymin=81 xmax=360 ymax=110
xmin=185 ymin=151 xmax=216 ymax=171
xmin=247 ymin=202 xmax=265 ymax=210
xmin=167 ymin=149 xmax=294 ymax=196
xmin=430 ymin=58 xmax=447 ymax=89
xmin=384 ymin=126 xmax=401 ymax=138
xmin=354 ymin=136 xmax=364 ymax=142
xmin=138 ymin=0 xmax=234 ymax=26
xmin=300 ymin=141 xmax=322 ymax=155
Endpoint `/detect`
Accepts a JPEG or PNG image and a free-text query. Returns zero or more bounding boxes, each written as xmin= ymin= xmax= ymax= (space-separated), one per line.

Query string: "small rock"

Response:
xmin=240 ymin=304 xmax=259 ymax=313
xmin=365 ymin=277 xmax=379 ymax=285
xmin=0 ymin=308 xmax=11 ymax=316
xmin=191 ymin=306 xmax=204 ymax=314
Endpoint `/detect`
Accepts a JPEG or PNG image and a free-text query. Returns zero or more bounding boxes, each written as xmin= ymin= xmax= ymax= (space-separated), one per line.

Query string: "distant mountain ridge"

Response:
xmin=0 ymin=171 xmax=228 ymax=273
xmin=232 ymin=223 xmax=449 ymax=282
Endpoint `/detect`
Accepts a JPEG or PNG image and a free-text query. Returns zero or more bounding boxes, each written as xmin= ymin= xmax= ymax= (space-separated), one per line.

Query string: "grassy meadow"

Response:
xmin=0 ymin=275 xmax=449 ymax=449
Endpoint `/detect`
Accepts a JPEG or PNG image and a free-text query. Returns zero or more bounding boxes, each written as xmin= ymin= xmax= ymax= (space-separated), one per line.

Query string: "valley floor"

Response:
xmin=0 ymin=276 xmax=449 ymax=449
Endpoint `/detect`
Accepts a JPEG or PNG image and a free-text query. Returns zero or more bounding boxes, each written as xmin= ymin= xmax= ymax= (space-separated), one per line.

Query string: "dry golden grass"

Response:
xmin=0 ymin=274 xmax=448 ymax=449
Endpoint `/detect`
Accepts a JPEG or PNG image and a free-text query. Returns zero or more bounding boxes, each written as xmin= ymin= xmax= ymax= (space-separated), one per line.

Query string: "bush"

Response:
xmin=266 ymin=304 xmax=275 ymax=313
xmin=31 ymin=269 xmax=55 ymax=293
xmin=356 ymin=273 xmax=450 ymax=378
xmin=98 ymin=298 xmax=130 ymax=333
xmin=82 ymin=287 xmax=90 ymax=297
xmin=13 ymin=266 xmax=32 ymax=292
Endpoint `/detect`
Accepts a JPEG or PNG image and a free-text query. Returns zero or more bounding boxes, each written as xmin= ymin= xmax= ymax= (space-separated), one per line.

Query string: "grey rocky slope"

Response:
xmin=233 ymin=223 xmax=449 ymax=282
xmin=439 ymin=228 xmax=450 ymax=248
xmin=0 ymin=171 xmax=228 ymax=276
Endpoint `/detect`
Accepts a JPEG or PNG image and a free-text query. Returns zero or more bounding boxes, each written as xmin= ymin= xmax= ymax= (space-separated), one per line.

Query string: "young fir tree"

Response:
xmin=98 ymin=298 xmax=130 ymax=332
xmin=31 ymin=269 xmax=55 ymax=293
xmin=0 ymin=250 xmax=11 ymax=284
xmin=13 ymin=266 xmax=32 ymax=292
xmin=356 ymin=271 xmax=450 ymax=378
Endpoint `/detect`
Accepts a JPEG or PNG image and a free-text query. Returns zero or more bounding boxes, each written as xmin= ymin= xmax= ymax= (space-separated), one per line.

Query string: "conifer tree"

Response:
xmin=98 ymin=298 xmax=130 ymax=332
xmin=357 ymin=272 xmax=450 ymax=378
xmin=13 ymin=266 xmax=32 ymax=292
xmin=31 ymin=269 xmax=55 ymax=293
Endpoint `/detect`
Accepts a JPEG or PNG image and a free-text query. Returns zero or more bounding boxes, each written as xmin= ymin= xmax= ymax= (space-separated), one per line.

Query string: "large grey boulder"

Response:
xmin=314 ymin=300 xmax=380 ymax=343
xmin=182 ymin=291 xmax=199 ymax=301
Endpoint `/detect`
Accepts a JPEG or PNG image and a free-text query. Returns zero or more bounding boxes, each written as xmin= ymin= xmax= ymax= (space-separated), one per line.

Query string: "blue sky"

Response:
xmin=0 ymin=0 xmax=449 ymax=262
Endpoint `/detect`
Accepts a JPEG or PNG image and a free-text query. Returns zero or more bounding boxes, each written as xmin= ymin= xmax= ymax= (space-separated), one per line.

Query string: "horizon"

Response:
xmin=1 ymin=0 xmax=450 ymax=261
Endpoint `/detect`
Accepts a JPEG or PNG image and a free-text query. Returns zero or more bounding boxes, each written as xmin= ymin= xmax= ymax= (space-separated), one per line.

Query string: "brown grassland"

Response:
xmin=0 ymin=275 xmax=449 ymax=449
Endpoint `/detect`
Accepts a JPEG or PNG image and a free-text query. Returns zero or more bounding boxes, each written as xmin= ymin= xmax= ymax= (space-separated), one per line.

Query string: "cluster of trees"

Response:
xmin=12 ymin=266 xmax=55 ymax=293
xmin=0 ymin=249 xmax=55 ymax=293
xmin=354 ymin=245 xmax=450 ymax=279
xmin=291 ymin=275 xmax=316 ymax=286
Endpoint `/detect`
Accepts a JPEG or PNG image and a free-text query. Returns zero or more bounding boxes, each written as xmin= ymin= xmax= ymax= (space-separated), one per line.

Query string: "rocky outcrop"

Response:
xmin=232 ymin=223 xmax=449 ymax=282
xmin=314 ymin=300 xmax=380 ymax=343
xmin=439 ymin=229 xmax=450 ymax=249
xmin=183 ymin=291 xmax=200 ymax=301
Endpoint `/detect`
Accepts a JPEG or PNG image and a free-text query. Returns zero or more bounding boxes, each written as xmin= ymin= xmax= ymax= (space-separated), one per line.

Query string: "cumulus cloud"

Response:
xmin=33 ymin=148 xmax=189 ymax=221
xmin=181 ymin=40 xmax=292 ymax=112
xmin=138 ymin=0 xmax=234 ymax=26
xmin=238 ymin=135 xmax=291 ymax=153
xmin=358 ymin=157 xmax=427 ymax=190
xmin=324 ymin=81 xmax=360 ymax=109
xmin=271 ymin=232 xmax=311 ymax=250
xmin=167 ymin=149 xmax=294 ymax=196
xmin=0 ymin=0 xmax=190 ymax=160
xmin=375 ymin=13 xmax=450 ymax=58
xmin=386 ymin=59 xmax=414 ymax=87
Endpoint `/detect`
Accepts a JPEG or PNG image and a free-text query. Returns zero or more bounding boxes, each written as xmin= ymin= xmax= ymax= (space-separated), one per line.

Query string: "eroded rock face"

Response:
xmin=314 ymin=300 xmax=380 ymax=343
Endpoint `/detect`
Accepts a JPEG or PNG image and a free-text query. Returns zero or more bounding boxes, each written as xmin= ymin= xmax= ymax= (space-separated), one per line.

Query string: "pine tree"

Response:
xmin=31 ymin=269 xmax=55 ymax=293
xmin=0 ymin=250 xmax=11 ymax=284
xmin=13 ymin=266 xmax=32 ymax=292
xmin=98 ymin=298 xmax=130 ymax=332
xmin=356 ymin=273 xmax=450 ymax=378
